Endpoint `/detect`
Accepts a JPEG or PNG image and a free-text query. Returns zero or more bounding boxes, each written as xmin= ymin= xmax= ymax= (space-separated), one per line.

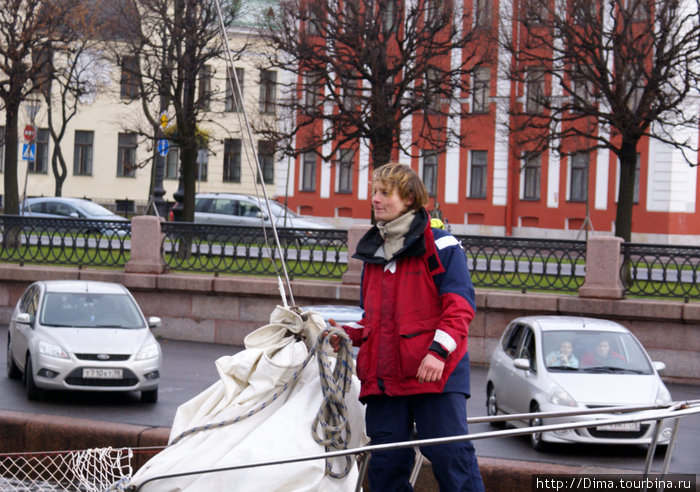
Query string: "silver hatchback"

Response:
xmin=6 ymin=280 xmax=162 ymax=403
xmin=486 ymin=315 xmax=673 ymax=450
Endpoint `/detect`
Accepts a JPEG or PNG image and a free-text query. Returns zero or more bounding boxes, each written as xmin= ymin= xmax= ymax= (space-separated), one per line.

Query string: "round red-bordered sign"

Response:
xmin=23 ymin=125 xmax=36 ymax=142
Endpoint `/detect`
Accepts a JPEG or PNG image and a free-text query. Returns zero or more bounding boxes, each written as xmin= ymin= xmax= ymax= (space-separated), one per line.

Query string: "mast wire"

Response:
xmin=213 ymin=0 xmax=295 ymax=307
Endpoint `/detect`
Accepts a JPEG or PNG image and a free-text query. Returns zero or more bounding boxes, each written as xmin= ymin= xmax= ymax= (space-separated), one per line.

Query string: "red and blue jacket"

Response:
xmin=343 ymin=208 xmax=476 ymax=400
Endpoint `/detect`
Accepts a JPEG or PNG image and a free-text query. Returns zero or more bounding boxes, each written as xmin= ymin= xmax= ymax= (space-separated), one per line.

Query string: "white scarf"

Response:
xmin=376 ymin=211 xmax=416 ymax=260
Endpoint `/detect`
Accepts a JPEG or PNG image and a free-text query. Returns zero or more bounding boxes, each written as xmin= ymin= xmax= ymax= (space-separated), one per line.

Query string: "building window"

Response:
xmin=259 ymin=70 xmax=277 ymax=114
xmin=623 ymin=0 xmax=649 ymax=21
xmin=305 ymin=4 xmax=320 ymax=35
xmin=302 ymin=152 xmax=316 ymax=192
xmin=382 ymin=0 xmax=398 ymax=34
xmin=28 ymin=128 xmax=49 ymax=173
xmin=223 ymin=139 xmax=241 ymax=183
xmin=120 ymin=56 xmax=140 ymax=99
xmin=342 ymin=80 xmax=361 ymax=112
xmin=257 ymin=140 xmax=275 ymax=185
xmin=197 ymin=150 xmax=208 ymax=182
xmin=472 ymin=67 xmax=490 ymax=113
xmin=422 ymin=150 xmax=439 ymax=197
xmin=305 ymin=70 xmax=323 ymax=110
xmin=526 ymin=67 xmax=545 ymax=114
xmin=475 ymin=0 xmax=491 ymax=28
xmin=524 ymin=0 xmax=548 ymax=23
xmin=425 ymin=67 xmax=442 ymax=113
xmin=572 ymin=0 xmax=596 ymax=24
xmin=117 ymin=133 xmax=137 ymax=177
xmin=225 ymin=67 xmax=244 ymax=112
xmin=633 ymin=153 xmax=641 ymax=204
xmin=73 ymin=130 xmax=94 ymax=176
xmin=569 ymin=152 xmax=588 ymax=202
xmin=337 ymin=148 xmax=354 ymax=194
xmin=522 ymin=152 xmax=541 ymax=200
xmin=165 ymin=147 xmax=179 ymax=179
xmin=569 ymin=66 xmax=595 ymax=111
xmin=469 ymin=150 xmax=488 ymax=198
xmin=198 ymin=64 xmax=212 ymax=110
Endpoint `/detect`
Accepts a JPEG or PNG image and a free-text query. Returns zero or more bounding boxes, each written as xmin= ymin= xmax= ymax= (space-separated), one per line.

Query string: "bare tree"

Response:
xmin=500 ymin=0 xmax=700 ymax=241
xmin=0 ymin=0 xmax=73 ymax=214
xmin=258 ymin=0 xmax=494 ymax=169
xmin=110 ymin=0 xmax=242 ymax=221
xmin=40 ymin=1 xmax=115 ymax=196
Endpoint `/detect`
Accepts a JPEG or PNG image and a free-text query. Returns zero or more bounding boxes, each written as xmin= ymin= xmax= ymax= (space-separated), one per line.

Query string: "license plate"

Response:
xmin=596 ymin=422 xmax=641 ymax=432
xmin=83 ymin=368 xmax=123 ymax=379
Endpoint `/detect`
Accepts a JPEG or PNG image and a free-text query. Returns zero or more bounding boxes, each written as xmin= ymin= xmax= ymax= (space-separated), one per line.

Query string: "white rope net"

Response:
xmin=0 ymin=447 xmax=132 ymax=492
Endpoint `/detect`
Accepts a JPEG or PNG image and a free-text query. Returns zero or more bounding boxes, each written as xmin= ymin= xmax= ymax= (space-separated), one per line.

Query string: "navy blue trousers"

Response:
xmin=364 ymin=393 xmax=485 ymax=492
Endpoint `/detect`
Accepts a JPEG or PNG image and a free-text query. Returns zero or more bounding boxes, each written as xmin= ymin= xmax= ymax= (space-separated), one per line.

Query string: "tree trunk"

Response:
xmin=614 ymin=139 xmax=639 ymax=243
xmin=3 ymin=104 xmax=20 ymax=215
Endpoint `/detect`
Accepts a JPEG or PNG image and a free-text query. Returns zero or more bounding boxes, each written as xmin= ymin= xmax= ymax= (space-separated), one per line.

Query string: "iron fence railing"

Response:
xmin=0 ymin=216 xmax=698 ymax=300
xmin=457 ymin=235 xmax=587 ymax=293
xmin=161 ymin=222 xmax=348 ymax=279
xmin=0 ymin=215 xmax=130 ymax=268
xmin=622 ymin=243 xmax=700 ymax=300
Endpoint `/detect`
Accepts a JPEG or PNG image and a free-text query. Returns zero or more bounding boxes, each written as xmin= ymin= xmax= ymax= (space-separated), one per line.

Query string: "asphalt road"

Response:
xmin=2 ymin=327 xmax=698 ymax=476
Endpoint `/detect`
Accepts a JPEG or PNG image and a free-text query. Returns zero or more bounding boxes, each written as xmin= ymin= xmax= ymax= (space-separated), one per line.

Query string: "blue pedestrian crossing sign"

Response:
xmin=157 ymin=139 xmax=169 ymax=156
xmin=22 ymin=143 xmax=36 ymax=161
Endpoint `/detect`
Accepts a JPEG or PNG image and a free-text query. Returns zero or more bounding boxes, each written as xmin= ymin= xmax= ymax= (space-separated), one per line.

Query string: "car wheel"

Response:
xmin=6 ymin=337 xmax=22 ymax=380
xmin=486 ymin=385 xmax=505 ymax=428
xmin=141 ymin=388 xmax=158 ymax=404
xmin=24 ymin=356 xmax=45 ymax=401
xmin=529 ymin=403 xmax=548 ymax=451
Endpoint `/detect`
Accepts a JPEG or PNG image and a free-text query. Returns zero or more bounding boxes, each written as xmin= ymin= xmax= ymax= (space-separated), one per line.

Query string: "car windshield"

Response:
xmin=40 ymin=292 xmax=145 ymax=329
xmin=78 ymin=201 xmax=116 ymax=217
xmin=265 ymin=200 xmax=301 ymax=219
xmin=541 ymin=330 xmax=654 ymax=374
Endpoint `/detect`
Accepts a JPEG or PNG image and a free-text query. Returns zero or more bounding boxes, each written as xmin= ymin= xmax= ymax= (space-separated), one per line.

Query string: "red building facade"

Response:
xmin=274 ymin=0 xmax=700 ymax=244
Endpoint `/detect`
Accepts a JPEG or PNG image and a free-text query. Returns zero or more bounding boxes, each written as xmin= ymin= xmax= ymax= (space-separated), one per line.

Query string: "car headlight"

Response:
xmin=547 ymin=384 xmax=578 ymax=407
xmin=655 ymin=385 xmax=672 ymax=406
xmin=38 ymin=341 xmax=69 ymax=359
xmin=136 ymin=343 xmax=160 ymax=361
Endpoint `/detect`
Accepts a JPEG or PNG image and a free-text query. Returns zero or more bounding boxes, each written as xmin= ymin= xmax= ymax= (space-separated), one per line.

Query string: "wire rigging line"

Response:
xmin=213 ymin=0 xmax=295 ymax=308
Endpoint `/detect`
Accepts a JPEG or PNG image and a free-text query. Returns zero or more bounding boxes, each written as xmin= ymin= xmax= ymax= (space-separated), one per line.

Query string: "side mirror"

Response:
xmin=69 ymin=212 xmax=80 ymax=218
xmin=653 ymin=361 xmax=666 ymax=372
xmin=13 ymin=312 xmax=32 ymax=325
xmin=148 ymin=316 xmax=162 ymax=328
xmin=513 ymin=358 xmax=532 ymax=371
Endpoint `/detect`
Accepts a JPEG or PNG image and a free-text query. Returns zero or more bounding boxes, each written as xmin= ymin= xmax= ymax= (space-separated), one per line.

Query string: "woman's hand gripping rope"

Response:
xmin=314 ymin=322 xmax=355 ymax=479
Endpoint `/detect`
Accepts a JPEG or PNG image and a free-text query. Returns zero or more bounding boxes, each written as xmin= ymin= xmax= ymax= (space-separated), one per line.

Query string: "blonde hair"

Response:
xmin=372 ymin=162 xmax=429 ymax=213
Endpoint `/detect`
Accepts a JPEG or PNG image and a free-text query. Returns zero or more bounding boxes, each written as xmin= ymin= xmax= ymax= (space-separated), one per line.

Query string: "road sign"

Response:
xmin=157 ymin=139 xmax=169 ymax=156
xmin=22 ymin=143 xmax=36 ymax=161
xmin=23 ymin=125 xmax=36 ymax=142
xmin=160 ymin=113 xmax=169 ymax=128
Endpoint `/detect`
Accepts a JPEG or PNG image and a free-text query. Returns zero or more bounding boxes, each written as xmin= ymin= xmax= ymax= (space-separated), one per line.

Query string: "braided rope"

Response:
xmin=311 ymin=328 xmax=355 ymax=479
xmin=168 ymin=327 xmax=357 ymax=481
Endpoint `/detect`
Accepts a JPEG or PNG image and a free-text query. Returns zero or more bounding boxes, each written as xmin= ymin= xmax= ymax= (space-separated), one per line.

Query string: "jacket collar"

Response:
xmin=353 ymin=208 xmax=430 ymax=264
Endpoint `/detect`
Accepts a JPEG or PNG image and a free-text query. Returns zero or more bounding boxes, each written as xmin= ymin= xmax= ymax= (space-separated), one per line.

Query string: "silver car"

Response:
xmin=192 ymin=193 xmax=334 ymax=230
xmin=20 ymin=197 xmax=130 ymax=236
xmin=486 ymin=315 xmax=673 ymax=450
xmin=6 ymin=280 xmax=162 ymax=403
